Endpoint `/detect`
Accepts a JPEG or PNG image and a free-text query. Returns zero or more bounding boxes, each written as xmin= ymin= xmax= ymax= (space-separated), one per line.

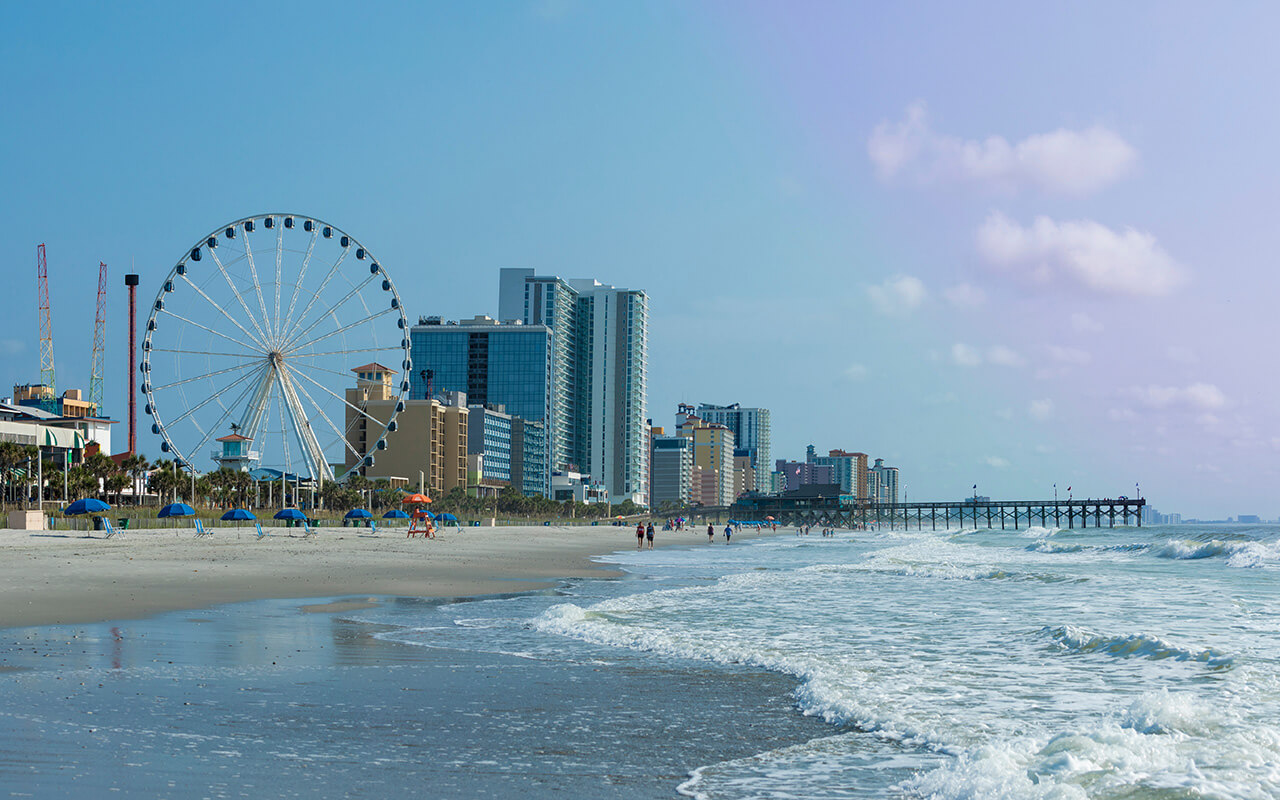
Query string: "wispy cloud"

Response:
xmin=985 ymin=456 xmax=1010 ymax=468
xmin=976 ymin=212 xmax=1186 ymax=297
xmin=868 ymin=102 xmax=1137 ymax=195
xmin=868 ymin=275 xmax=926 ymax=314
xmin=1029 ymin=399 xmax=1054 ymax=420
xmin=1046 ymin=345 xmax=1091 ymax=366
xmin=1070 ymin=312 xmax=1104 ymax=333
xmin=845 ymin=363 xmax=868 ymax=380
xmin=951 ymin=343 xmax=1024 ymax=368
xmin=1122 ymin=382 xmax=1227 ymax=411
xmin=944 ymin=283 xmax=986 ymax=308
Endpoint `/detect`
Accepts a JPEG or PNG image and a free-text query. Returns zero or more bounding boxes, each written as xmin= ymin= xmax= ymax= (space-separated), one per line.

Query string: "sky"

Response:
xmin=1 ymin=1 xmax=1275 ymax=518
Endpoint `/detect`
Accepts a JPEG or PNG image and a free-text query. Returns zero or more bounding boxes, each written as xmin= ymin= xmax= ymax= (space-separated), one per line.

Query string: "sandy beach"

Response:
xmin=0 ymin=522 xmax=775 ymax=629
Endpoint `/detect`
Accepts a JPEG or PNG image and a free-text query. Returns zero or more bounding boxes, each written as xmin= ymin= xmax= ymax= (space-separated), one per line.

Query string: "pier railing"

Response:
xmin=719 ymin=498 xmax=1146 ymax=530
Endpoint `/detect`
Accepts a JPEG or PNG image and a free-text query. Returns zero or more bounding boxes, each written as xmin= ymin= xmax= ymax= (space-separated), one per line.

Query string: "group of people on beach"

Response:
xmin=636 ymin=520 xmax=740 ymax=548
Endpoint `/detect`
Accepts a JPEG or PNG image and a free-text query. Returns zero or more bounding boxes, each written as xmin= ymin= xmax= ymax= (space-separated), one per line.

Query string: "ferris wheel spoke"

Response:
xmin=184 ymin=363 xmax=274 ymax=465
xmin=151 ymin=359 xmax=260 ymax=393
xmin=281 ymin=273 xmax=379 ymax=352
xmin=162 ymin=361 xmax=267 ymax=429
xmin=281 ymin=244 xmax=350 ymax=345
xmin=286 ymin=369 xmax=366 ymax=463
xmin=280 ymin=229 xmax=319 ymax=344
xmin=284 ymin=307 xmax=397 ymax=355
xmin=277 ymin=359 xmax=375 ymax=388
xmin=207 ymin=246 xmax=272 ymax=347
xmin=237 ymin=226 xmax=277 ymax=349
xmin=177 ymin=273 xmax=269 ymax=352
xmin=273 ymin=221 xmax=285 ymax=343
xmin=288 ymin=365 xmax=395 ymax=427
xmin=158 ymin=308 xmax=264 ymax=354
xmin=277 ymin=366 xmax=333 ymax=481
xmin=148 ymin=346 xmax=260 ymax=358
xmin=286 ymin=345 xmax=406 ymax=359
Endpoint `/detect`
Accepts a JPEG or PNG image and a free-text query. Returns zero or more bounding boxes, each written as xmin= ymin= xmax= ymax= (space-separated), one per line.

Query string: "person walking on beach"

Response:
xmin=646 ymin=522 xmax=655 ymax=549
xmin=724 ymin=524 xmax=732 ymax=544
xmin=707 ymin=523 xmax=714 ymax=543
xmin=636 ymin=522 xmax=645 ymax=550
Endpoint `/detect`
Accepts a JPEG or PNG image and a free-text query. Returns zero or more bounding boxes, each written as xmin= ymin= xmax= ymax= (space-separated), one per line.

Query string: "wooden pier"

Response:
xmin=723 ymin=498 xmax=1146 ymax=530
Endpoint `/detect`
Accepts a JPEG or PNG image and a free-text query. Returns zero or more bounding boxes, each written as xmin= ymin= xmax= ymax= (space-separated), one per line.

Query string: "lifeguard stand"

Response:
xmin=213 ymin=432 xmax=259 ymax=472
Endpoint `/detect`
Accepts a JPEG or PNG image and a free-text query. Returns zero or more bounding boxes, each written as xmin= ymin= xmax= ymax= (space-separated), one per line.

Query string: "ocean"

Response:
xmin=1 ymin=523 xmax=1277 ymax=798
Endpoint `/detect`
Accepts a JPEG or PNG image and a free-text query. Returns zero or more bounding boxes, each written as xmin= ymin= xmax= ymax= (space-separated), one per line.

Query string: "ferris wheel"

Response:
xmin=141 ymin=214 xmax=410 ymax=482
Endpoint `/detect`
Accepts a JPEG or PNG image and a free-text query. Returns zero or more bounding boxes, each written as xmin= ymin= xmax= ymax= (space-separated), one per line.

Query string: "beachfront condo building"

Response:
xmin=775 ymin=459 xmax=834 ymax=492
xmin=695 ymin=403 xmax=771 ymax=473
xmin=734 ymin=454 xmax=755 ymax=497
xmin=343 ymin=364 xmax=468 ymax=497
xmin=408 ymin=315 xmax=554 ymax=496
xmin=467 ymin=403 xmax=549 ymax=497
xmin=675 ymin=407 xmax=736 ymax=507
xmin=650 ymin=431 xmax=693 ymax=509
xmin=499 ymin=268 xmax=649 ymax=506
xmin=869 ymin=457 xmax=899 ymax=504
xmin=808 ymin=446 xmax=870 ymax=501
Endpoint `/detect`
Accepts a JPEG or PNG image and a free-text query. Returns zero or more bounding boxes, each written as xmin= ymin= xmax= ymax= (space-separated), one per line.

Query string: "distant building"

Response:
xmin=1238 ymin=514 xmax=1261 ymax=524
xmin=650 ymin=432 xmax=693 ymax=509
xmin=14 ymin=384 xmax=98 ymax=418
xmin=733 ymin=453 xmax=755 ymax=498
xmin=344 ymin=364 xmax=468 ymax=497
xmin=696 ymin=403 xmax=771 ymax=473
xmin=774 ymin=459 xmax=834 ymax=492
xmin=552 ymin=470 xmax=609 ymax=505
xmin=467 ymin=403 xmax=549 ymax=497
xmin=808 ymin=446 xmax=869 ymax=501
xmin=676 ymin=407 xmax=735 ymax=506
xmin=869 ymin=458 xmax=899 ymax=504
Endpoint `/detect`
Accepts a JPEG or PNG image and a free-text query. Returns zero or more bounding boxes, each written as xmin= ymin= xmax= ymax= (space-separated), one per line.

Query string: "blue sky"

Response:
xmin=1 ymin=2 xmax=1274 ymax=517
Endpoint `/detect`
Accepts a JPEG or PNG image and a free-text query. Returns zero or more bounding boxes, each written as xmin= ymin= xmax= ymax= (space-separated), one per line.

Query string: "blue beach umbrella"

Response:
xmin=221 ymin=509 xmax=256 ymax=521
xmin=344 ymin=509 xmax=372 ymax=520
xmin=274 ymin=508 xmax=306 ymax=521
xmin=158 ymin=502 xmax=196 ymax=518
xmin=439 ymin=513 xmax=458 ymax=523
xmin=65 ymin=498 xmax=111 ymax=515
xmin=382 ymin=509 xmax=409 ymax=519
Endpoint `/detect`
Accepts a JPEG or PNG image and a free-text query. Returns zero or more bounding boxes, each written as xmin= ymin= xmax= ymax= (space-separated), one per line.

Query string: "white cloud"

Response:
xmin=986 ymin=345 xmax=1025 ymax=367
xmin=951 ymin=343 xmax=982 ymax=367
xmin=976 ymin=212 xmax=1185 ymax=297
xmin=868 ymin=102 xmax=1137 ymax=195
xmin=1108 ymin=408 xmax=1137 ymax=421
xmin=944 ymin=283 xmax=986 ymax=308
xmin=1165 ymin=346 xmax=1199 ymax=364
xmin=1046 ymin=345 xmax=1091 ymax=366
xmin=985 ymin=456 xmax=1010 ymax=468
xmin=1123 ymin=382 xmax=1227 ymax=411
xmin=868 ymin=275 xmax=926 ymax=314
xmin=1029 ymin=399 xmax=1054 ymax=420
xmin=1071 ymin=312 xmax=1104 ymax=333
xmin=951 ymin=343 xmax=1024 ymax=368
xmin=845 ymin=363 xmax=868 ymax=380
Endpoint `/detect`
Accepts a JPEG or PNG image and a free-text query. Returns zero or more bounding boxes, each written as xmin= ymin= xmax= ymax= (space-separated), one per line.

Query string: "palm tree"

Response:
xmin=120 ymin=454 xmax=149 ymax=506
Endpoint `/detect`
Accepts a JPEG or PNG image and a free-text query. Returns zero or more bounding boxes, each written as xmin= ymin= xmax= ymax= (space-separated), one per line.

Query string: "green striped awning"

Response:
xmin=41 ymin=427 xmax=86 ymax=449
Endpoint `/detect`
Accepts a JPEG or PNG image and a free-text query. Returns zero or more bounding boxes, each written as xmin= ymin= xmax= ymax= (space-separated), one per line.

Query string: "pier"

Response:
xmin=719 ymin=497 xmax=1146 ymax=530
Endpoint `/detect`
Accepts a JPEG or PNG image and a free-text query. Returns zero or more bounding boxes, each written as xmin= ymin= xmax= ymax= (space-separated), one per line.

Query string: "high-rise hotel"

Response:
xmin=499 ymin=269 xmax=649 ymax=506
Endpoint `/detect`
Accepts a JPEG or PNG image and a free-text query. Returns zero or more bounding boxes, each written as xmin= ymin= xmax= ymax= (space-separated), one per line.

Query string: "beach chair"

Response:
xmin=302 ymin=519 xmax=316 ymax=538
xmin=101 ymin=517 xmax=117 ymax=538
xmin=255 ymin=522 xmax=266 ymax=539
xmin=195 ymin=518 xmax=210 ymax=537
xmin=369 ymin=520 xmax=378 ymax=535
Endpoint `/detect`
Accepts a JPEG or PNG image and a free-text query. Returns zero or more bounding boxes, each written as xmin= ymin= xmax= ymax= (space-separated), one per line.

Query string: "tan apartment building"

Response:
xmin=344 ymin=364 xmax=468 ymax=497
xmin=676 ymin=413 xmax=736 ymax=506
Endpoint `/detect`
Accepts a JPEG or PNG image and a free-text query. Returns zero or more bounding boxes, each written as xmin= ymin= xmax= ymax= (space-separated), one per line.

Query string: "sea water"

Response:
xmin=1 ymin=523 xmax=1278 ymax=798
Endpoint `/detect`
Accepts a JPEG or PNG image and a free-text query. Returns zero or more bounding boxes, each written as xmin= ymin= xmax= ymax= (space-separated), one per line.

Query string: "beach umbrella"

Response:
xmin=65 ymin=498 xmax=111 ymax=515
xmin=402 ymin=493 xmax=431 ymax=504
xmin=765 ymin=515 xmax=776 ymax=521
xmin=159 ymin=502 xmax=196 ymax=518
xmin=344 ymin=509 xmax=372 ymax=520
xmin=274 ymin=508 xmax=306 ymax=521
xmin=439 ymin=513 xmax=458 ymax=523
xmin=382 ymin=509 xmax=409 ymax=519
xmin=221 ymin=509 xmax=255 ymax=521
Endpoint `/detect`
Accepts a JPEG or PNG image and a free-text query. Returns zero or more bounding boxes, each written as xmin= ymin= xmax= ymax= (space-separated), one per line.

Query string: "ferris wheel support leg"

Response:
xmin=238 ymin=365 xmax=278 ymax=451
xmin=278 ymin=366 xmax=334 ymax=483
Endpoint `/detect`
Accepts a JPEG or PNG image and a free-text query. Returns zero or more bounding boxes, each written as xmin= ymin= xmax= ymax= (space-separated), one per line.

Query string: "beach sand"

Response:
xmin=0 ymin=522 xmax=773 ymax=629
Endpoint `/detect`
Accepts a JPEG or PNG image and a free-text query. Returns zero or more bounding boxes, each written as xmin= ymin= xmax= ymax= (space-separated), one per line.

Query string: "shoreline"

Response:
xmin=0 ymin=522 xmax=779 ymax=630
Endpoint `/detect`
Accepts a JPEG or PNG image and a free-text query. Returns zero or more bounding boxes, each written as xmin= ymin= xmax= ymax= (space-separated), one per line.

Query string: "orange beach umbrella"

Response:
xmin=402 ymin=493 xmax=432 ymax=504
